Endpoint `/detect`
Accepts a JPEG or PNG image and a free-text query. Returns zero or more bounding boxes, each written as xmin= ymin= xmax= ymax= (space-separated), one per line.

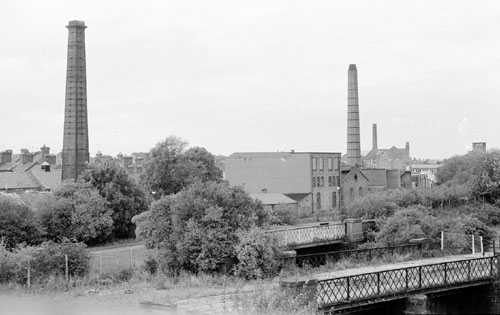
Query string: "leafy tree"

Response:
xmin=133 ymin=181 xmax=269 ymax=274
xmin=78 ymin=162 xmax=148 ymax=238
xmin=140 ymin=136 xmax=223 ymax=199
xmin=37 ymin=181 xmax=113 ymax=245
xmin=233 ymin=227 xmax=281 ymax=279
xmin=375 ymin=206 xmax=441 ymax=246
xmin=0 ymin=198 xmax=43 ymax=249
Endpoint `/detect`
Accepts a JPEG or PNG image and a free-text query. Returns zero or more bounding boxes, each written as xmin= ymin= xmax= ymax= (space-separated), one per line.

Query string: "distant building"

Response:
xmin=411 ymin=163 xmax=440 ymax=189
xmin=225 ymin=151 xmax=342 ymax=213
xmin=250 ymin=192 xmax=299 ymax=214
xmin=472 ymin=142 xmax=486 ymax=153
xmin=341 ymin=165 xmax=369 ymax=205
xmin=0 ymin=146 xmax=62 ymax=192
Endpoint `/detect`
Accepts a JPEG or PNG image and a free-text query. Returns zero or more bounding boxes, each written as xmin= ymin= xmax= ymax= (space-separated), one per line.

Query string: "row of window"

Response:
xmin=314 ymin=188 xmax=364 ymax=209
xmin=316 ymin=192 xmax=338 ymax=209
xmin=312 ymin=176 xmax=340 ymax=187
xmin=312 ymin=157 xmax=338 ymax=171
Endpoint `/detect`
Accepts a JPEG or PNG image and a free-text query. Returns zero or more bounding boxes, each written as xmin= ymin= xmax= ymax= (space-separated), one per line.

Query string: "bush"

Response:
xmin=20 ymin=240 xmax=90 ymax=281
xmin=375 ymin=206 xmax=441 ymax=246
xmin=0 ymin=198 xmax=44 ymax=249
xmin=134 ymin=181 xmax=269 ymax=275
xmin=0 ymin=242 xmax=23 ymax=283
xmin=143 ymin=256 xmax=159 ymax=275
xmin=233 ymin=227 xmax=281 ymax=279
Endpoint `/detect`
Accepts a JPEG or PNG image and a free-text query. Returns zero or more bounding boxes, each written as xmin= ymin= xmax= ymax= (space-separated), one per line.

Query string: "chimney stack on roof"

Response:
xmin=347 ymin=64 xmax=361 ymax=166
xmin=1 ymin=150 xmax=12 ymax=164
xmin=372 ymin=123 xmax=378 ymax=150
xmin=40 ymin=145 xmax=50 ymax=156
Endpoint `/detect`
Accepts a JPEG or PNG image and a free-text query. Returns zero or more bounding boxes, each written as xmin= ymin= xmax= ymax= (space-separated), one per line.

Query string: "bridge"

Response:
xmin=267 ymin=219 xmax=365 ymax=249
xmin=282 ymin=254 xmax=500 ymax=314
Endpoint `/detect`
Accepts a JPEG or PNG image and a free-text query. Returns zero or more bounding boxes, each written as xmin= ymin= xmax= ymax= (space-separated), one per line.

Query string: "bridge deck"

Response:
xmin=283 ymin=253 xmax=493 ymax=283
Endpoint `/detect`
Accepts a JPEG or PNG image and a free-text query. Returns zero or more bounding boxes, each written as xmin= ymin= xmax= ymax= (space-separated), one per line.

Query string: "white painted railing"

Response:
xmin=267 ymin=224 xmax=345 ymax=248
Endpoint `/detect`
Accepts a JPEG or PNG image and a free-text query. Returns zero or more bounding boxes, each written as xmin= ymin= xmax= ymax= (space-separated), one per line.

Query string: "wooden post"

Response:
xmin=472 ymin=235 xmax=476 ymax=255
xmin=65 ymin=255 xmax=69 ymax=281
xmin=130 ymin=249 xmax=133 ymax=269
xmin=441 ymin=231 xmax=444 ymax=251
xmin=480 ymin=236 xmax=484 ymax=256
xmin=99 ymin=252 xmax=103 ymax=275
xmin=27 ymin=259 xmax=31 ymax=290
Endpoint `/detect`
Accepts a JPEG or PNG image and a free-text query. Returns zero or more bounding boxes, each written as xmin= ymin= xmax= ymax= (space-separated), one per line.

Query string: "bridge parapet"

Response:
xmin=267 ymin=223 xmax=345 ymax=248
xmin=316 ymin=255 xmax=499 ymax=313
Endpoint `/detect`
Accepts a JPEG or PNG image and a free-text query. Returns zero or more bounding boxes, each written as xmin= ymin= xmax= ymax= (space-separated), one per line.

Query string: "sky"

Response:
xmin=1 ymin=1 xmax=499 ymax=160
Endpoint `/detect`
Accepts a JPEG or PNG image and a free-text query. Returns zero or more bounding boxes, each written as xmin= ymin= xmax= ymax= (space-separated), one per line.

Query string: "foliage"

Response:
xmin=37 ymin=181 xmax=113 ymax=245
xmin=79 ymin=162 xmax=148 ymax=238
xmin=24 ymin=240 xmax=90 ymax=280
xmin=134 ymin=181 xmax=268 ymax=274
xmin=0 ymin=240 xmax=89 ymax=284
xmin=0 ymin=241 xmax=23 ymax=283
xmin=268 ymin=207 xmax=299 ymax=225
xmin=343 ymin=192 xmax=398 ymax=219
xmin=0 ymin=198 xmax=44 ymax=249
xmin=437 ymin=151 xmax=500 ymax=203
xmin=233 ymin=227 xmax=281 ymax=279
xmin=375 ymin=206 xmax=441 ymax=246
xmin=140 ymin=136 xmax=222 ymax=199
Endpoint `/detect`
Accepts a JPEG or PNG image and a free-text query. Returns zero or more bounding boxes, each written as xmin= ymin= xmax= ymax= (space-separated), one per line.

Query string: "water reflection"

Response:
xmin=0 ymin=294 xmax=178 ymax=315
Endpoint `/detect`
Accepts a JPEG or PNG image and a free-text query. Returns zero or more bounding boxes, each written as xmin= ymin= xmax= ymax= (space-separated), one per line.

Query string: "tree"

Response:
xmin=140 ymin=136 xmax=223 ymax=199
xmin=37 ymin=181 xmax=113 ymax=245
xmin=133 ymin=181 xmax=269 ymax=274
xmin=375 ymin=206 xmax=441 ymax=246
xmin=78 ymin=162 xmax=148 ymax=238
xmin=0 ymin=198 xmax=43 ymax=249
xmin=140 ymin=136 xmax=187 ymax=198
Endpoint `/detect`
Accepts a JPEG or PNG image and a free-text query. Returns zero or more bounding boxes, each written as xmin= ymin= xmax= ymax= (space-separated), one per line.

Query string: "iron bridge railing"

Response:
xmin=317 ymin=255 xmax=499 ymax=310
xmin=267 ymin=224 xmax=345 ymax=248
xmin=280 ymin=244 xmax=421 ymax=268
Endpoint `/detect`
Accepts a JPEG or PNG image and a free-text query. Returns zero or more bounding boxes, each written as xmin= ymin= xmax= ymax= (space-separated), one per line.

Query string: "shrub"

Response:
xmin=233 ymin=227 xmax=281 ymax=279
xmin=0 ymin=242 xmax=23 ymax=283
xmin=375 ymin=206 xmax=441 ymax=246
xmin=22 ymin=240 xmax=90 ymax=281
xmin=0 ymin=198 xmax=44 ymax=249
xmin=134 ymin=181 xmax=269 ymax=274
xmin=143 ymin=256 xmax=159 ymax=275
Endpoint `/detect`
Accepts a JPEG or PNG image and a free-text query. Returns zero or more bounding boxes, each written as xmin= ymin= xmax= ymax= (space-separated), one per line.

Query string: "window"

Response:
xmin=312 ymin=157 xmax=317 ymax=171
xmin=328 ymin=157 xmax=333 ymax=171
xmin=350 ymin=188 xmax=354 ymax=201
xmin=319 ymin=157 xmax=324 ymax=171
xmin=359 ymin=187 xmax=363 ymax=197
xmin=312 ymin=177 xmax=316 ymax=187
xmin=328 ymin=176 xmax=333 ymax=187
xmin=316 ymin=192 xmax=321 ymax=210
xmin=332 ymin=192 xmax=337 ymax=208
xmin=320 ymin=176 xmax=324 ymax=187
xmin=337 ymin=176 xmax=341 ymax=186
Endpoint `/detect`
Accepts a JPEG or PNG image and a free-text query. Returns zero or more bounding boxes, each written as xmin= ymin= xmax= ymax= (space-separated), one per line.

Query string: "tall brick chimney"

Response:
xmin=62 ymin=21 xmax=89 ymax=181
xmin=347 ymin=64 xmax=361 ymax=166
xmin=372 ymin=123 xmax=378 ymax=150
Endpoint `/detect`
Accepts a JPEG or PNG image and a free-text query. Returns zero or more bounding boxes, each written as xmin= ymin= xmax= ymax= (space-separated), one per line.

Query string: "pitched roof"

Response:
xmin=250 ymin=193 xmax=298 ymax=205
xmin=0 ymin=172 xmax=40 ymax=190
xmin=341 ymin=165 xmax=369 ymax=183
xmin=30 ymin=167 xmax=62 ymax=190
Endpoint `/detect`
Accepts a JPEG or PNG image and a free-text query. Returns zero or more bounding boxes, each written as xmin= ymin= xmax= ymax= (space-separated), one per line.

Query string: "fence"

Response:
xmin=267 ymin=224 xmax=345 ymax=248
xmin=280 ymin=244 xmax=421 ymax=268
xmin=441 ymin=231 xmax=493 ymax=255
xmin=317 ymin=255 xmax=499 ymax=309
xmin=88 ymin=245 xmax=158 ymax=275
